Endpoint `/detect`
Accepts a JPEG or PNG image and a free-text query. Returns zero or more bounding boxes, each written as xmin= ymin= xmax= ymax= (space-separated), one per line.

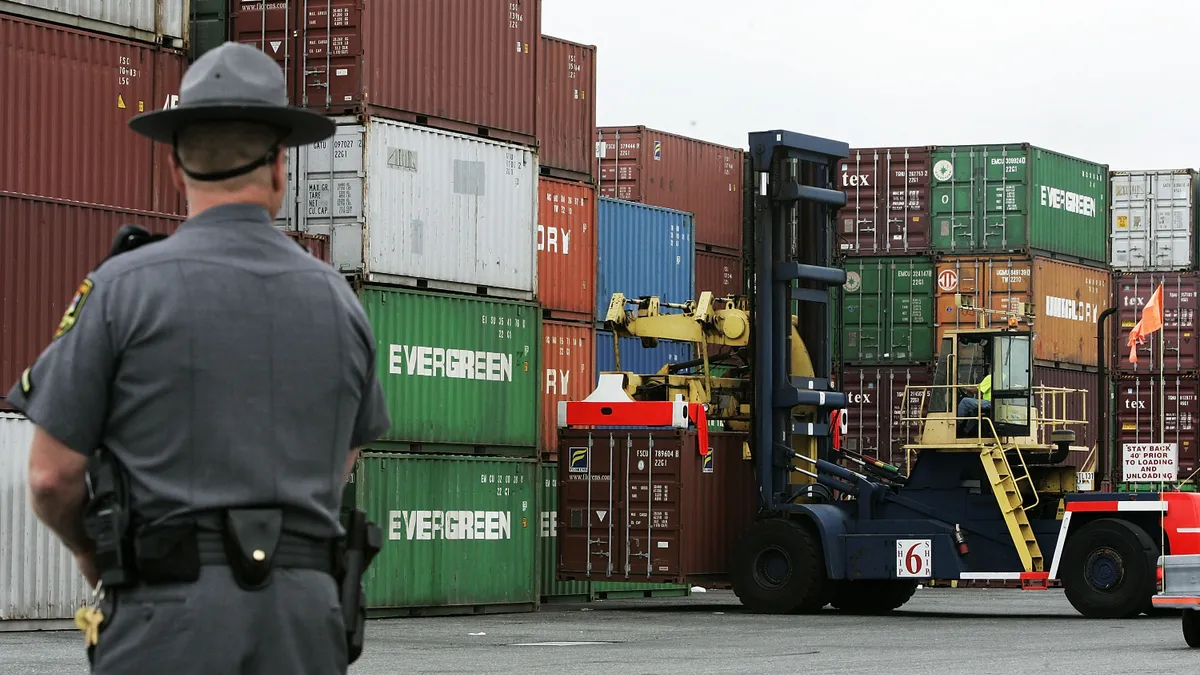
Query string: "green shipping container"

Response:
xmin=189 ymin=0 xmax=228 ymax=63
xmin=930 ymin=144 xmax=1109 ymax=264
xmin=359 ymin=285 xmax=541 ymax=454
xmin=537 ymin=463 xmax=592 ymax=600
xmin=840 ymin=256 xmax=935 ymax=364
xmin=356 ymin=452 xmax=538 ymax=613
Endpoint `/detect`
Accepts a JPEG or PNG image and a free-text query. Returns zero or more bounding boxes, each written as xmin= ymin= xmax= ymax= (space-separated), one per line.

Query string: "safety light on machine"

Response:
xmin=557 ymin=373 xmax=711 ymax=455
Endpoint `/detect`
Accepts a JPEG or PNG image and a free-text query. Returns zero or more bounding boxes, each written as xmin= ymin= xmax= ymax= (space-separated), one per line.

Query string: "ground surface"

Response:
xmin=1 ymin=588 xmax=1194 ymax=674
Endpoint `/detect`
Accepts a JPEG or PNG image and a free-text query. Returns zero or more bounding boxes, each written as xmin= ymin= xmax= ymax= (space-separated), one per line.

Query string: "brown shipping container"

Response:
xmin=1031 ymin=366 xmax=1100 ymax=462
xmin=838 ymin=365 xmax=935 ymax=471
xmin=1 ymin=196 xmax=184 ymax=403
xmin=1115 ymin=272 xmax=1200 ymax=375
xmin=1116 ymin=375 xmax=1199 ymax=478
xmin=231 ymin=0 xmax=540 ymax=145
xmin=935 ymin=255 xmax=1112 ymax=368
xmin=596 ymin=126 xmax=744 ymax=253
xmin=695 ymin=250 xmax=744 ymax=297
xmin=835 ymin=147 xmax=933 ymax=256
xmin=537 ymin=178 xmax=597 ymax=322
xmin=540 ymin=322 xmax=594 ymax=461
xmin=537 ymin=36 xmax=596 ymax=182
xmin=556 ymin=429 xmax=757 ymax=585
xmin=281 ymin=230 xmax=331 ymax=263
xmin=0 ymin=15 xmax=187 ymax=214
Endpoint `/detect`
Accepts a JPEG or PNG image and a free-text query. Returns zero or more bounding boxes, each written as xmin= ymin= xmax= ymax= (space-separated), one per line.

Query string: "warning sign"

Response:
xmin=937 ymin=269 xmax=958 ymax=292
xmin=1122 ymin=443 xmax=1178 ymax=483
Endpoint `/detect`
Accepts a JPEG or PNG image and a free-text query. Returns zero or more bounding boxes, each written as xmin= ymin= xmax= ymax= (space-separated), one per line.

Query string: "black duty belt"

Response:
xmin=194 ymin=529 xmax=336 ymax=573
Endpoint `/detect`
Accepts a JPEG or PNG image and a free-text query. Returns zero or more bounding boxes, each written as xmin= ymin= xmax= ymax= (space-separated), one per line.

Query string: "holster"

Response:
xmin=82 ymin=448 xmax=137 ymax=589
xmin=337 ymin=509 xmax=383 ymax=664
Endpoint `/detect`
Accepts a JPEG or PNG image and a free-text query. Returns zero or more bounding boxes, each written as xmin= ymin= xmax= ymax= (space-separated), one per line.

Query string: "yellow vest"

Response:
xmin=979 ymin=374 xmax=992 ymax=402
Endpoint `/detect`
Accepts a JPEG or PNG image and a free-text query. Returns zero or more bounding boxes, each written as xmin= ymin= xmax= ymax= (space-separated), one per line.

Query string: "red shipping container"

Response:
xmin=1 ymin=195 xmax=184 ymax=403
xmin=540 ymin=321 xmax=594 ymax=461
xmin=556 ymin=429 xmax=756 ymax=585
xmin=1116 ymin=375 xmax=1199 ymax=479
xmin=596 ymin=126 xmax=744 ymax=253
xmin=0 ymin=15 xmax=187 ymax=214
xmin=537 ymin=178 xmax=596 ymax=321
xmin=834 ymin=147 xmax=933 ymax=256
xmin=1114 ymin=272 xmax=1199 ymax=374
xmin=281 ymin=230 xmax=331 ymax=263
xmin=695 ymin=250 xmax=743 ymax=297
xmin=537 ymin=35 xmax=596 ymax=182
xmin=231 ymin=0 xmax=540 ymax=145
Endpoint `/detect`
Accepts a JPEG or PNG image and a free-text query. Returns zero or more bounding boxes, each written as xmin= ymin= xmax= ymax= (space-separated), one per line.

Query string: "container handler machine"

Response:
xmin=556 ymin=129 xmax=1200 ymax=618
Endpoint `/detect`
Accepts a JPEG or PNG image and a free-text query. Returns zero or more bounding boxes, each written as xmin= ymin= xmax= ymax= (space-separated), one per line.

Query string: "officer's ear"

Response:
xmin=167 ymin=151 xmax=187 ymax=193
xmin=270 ymin=146 xmax=287 ymax=192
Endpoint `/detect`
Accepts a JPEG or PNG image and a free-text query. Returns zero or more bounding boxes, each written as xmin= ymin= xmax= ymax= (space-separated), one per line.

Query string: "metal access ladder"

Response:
xmin=979 ymin=440 xmax=1044 ymax=574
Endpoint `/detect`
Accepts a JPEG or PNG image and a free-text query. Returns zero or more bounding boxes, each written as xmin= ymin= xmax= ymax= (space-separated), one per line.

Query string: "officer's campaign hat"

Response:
xmin=127 ymin=42 xmax=334 ymax=147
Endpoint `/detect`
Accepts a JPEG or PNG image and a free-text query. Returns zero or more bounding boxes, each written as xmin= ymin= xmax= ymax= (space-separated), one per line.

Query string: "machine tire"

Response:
xmin=1183 ymin=609 xmax=1200 ymax=648
xmin=1060 ymin=518 xmax=1158 ymax=619
xmin=731 ymin=518 xmax=829 ymax=614
xmin=830 ymin=580 xmax=919 ymax=614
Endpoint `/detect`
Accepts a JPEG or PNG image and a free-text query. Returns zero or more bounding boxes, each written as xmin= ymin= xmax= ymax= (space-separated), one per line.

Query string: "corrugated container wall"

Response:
xmin=934 ymin=256 xmax=1111 ymax=368
xmin=1110 ymin=170 xmax=1198 ymax=272
xmin=596 ymin=198 xmax=695 ymax=321
xmin=1 ymin=196 xmax=184 ymax=405
xmin=540 ymin=322 xmax=594 ymax=461
xmin=537 ymin=36 xmax=596 ymax=182
xmin=355 ymin=453 xmax=538 ymax=612
xmin=930 ymin=144 xmax=1109 ymax=265
xmin=537 ymin=178 xmax=596 ymax=321
xmin=839 ymin=365 xmax=935 ymax=471
xmin=0 ymin=15 xmax=187 ymax=214
xmin=358 ymin=286 xmax=540 ymax=454
xmin=695 ymin=250 xmax=744 ymax=297
xmin=280 ymin=230 xmax=331 ymax=263
xmin=288 ymin=117 xmax=538 ymax=300
xmin=231 ymin=0 xmax=540 ymax=144
xmin=1031 ymin=366 xmax=1101 ymax=460
xmin=596 ymin=126 xmax=743 ymax=252
xmin=1116 ymin=376 xmax=1199 ymax=478
xmin=189 ymin=0 xmax=227 ymax=62
xmin=0 ymin=0 xmax=190 ymax=47
xmin=1115 ymin=272 xmax=1200 ymax=374
xmin=538 ymin=463 xmax=592 ymax=600
xmin=835 ymin=147 xmax=933 ymax=256
xmin=839 ymin=256 xmax=936 ymax=364
xmin=0 ymin=413 xmax=91 ymax=619
xmin=595 ymin=331 xmax=694 ymax=376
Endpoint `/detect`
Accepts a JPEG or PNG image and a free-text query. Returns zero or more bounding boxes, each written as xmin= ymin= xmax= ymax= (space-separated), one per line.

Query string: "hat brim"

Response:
xmin=128 ymin=104 xmax=335 ymax=147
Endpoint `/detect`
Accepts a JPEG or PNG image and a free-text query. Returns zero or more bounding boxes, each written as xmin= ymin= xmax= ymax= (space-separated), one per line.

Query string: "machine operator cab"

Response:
xmin=924 ymin=327 xmax=1035 ymax=445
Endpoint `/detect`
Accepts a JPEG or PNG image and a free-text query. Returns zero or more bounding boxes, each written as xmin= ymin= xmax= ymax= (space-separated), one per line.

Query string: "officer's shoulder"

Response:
xmin=87 ymin=233 xmax=178 ymax=285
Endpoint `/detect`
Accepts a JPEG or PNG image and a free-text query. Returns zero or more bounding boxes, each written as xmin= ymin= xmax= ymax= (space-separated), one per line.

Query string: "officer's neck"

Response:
xmin=185 ymin=187 xmax=275 ymax=221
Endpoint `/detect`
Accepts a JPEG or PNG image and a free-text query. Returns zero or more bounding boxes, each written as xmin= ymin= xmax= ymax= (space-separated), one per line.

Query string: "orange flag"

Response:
xmin=1127 ymin=283 xmax=1165 ymax=363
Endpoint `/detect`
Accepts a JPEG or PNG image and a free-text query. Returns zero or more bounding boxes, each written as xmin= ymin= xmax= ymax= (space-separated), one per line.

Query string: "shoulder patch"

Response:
xmin=54 ymin=278 xmax=94 ymax=340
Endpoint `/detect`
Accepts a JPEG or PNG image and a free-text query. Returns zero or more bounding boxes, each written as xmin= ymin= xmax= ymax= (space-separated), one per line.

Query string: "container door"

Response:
xmin=1111 ymin=173 xmax=1154 ymax=270
xmin=624 ymin=432 xmax=683 ymax=580
xmin=1151 ymin=173 xmax=1194 ymax=271
xmin=559 ymin=433 xmax=620 ymax=577
xmin=978 ymin=148 xmax=1028 ymax=251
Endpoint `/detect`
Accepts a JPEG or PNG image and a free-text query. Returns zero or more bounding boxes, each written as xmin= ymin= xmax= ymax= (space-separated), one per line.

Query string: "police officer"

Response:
xmin=7 ymin=42 xmax=391 ymax=674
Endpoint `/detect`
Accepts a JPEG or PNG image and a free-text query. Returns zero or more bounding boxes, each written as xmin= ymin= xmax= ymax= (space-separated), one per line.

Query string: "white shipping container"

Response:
xmin=0 ymin=413 xmax=90 ymax=621
xmin=1110 ymin=169 xmax=1197 ymax=272
xmin=280 ymin=116 xmax=538 ymax=300
xmin=0 ymin=0 xmax=189 ymax=48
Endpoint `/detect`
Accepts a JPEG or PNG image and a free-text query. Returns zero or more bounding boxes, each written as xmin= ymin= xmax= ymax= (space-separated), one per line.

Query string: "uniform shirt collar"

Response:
xmin=182 ymin=202 xmax=275 ymax=230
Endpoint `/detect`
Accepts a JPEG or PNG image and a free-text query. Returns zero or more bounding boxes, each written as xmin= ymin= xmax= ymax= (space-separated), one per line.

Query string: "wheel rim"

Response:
xmin=1084 ymin=546 xmax=1124 ymax=591
xmin=753 ymin=545 xmax=792 ymax=590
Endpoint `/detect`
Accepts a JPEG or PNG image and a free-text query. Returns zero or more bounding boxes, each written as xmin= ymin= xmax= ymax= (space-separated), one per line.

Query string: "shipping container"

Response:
xmin=1030 ymin=366 xmax=1101 ymax=463
xmin=835 ymin=147 xmax=933 ymax=256
xmin=540 ymin=321 xmax=594 ymax=461
xmin=538 ymin=463 xmax=593 ymax=600
xmin=280 ymin=230 xmax=331 ymax=263
xmin=1110 ymin=170 xmax=1199 ymax=272
xmin=556 ymin=429 xmax=757 ymax=585
xmin=286 ymin=116 xmax=538 ymax=300
xmin=354 ymin=453 xmax=538 ymax=614
xmin=0 ymin=15 xmax=187 ymax=214
xmin=1115 ymin=272 xmax=1200 ymax=374
xmin=537 ymin=35 xmax=596 ymax=182
xmin=929 ymin=144 xmax=1109 ymax=265
xmin=0 ymin=413 xmax=91 ymax=620
xmin=695 ymin=250 xmax=744 ymax=297
xmin=231 ymin=0 xmax=539 ymax=145
xmin=0 ymin=195 xmax=184 ymax=406
xmin=0 ymin=0 xmax=190 ymax=48
xmin=596 ymin=126 xmax=743 ymax=252
xmin=934 ymin=255 xmax=1111 ymax=368
xmin=595 ymin=331 xmax=695 ymax=377
xmin=597 ymin=197 xmax=695 ymax=321
xmin=839 ymin=256 xmax=936 ymax=364
xmin=838 ymin=365 xmax=935 ymax=470
xmin=1115 ymin=375 xmax=1199 ymax=479
xmin=189 ymin=0 xmax=227 ymax=62
xmin=537 ymin=178 xmax=596 ymax=321
xmin=358 ymin=285 xmax=540 ymax=454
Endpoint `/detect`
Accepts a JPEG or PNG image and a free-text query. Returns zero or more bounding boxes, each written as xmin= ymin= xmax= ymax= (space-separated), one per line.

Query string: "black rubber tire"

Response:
xmin=830 ymin=580 xmax=919 ymax=614
xmin=1183 ymin=609 xmax=1200 ymax=648
xmin=1060 ymin=518 xmax=1158 ymax=619
xmin=730 ymin=518 xmax=829 ymax=614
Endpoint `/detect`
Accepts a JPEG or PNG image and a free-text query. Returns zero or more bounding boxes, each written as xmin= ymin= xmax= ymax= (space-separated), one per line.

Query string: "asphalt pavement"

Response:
xmin=1 ymin=588 xmax=1193 ymax=674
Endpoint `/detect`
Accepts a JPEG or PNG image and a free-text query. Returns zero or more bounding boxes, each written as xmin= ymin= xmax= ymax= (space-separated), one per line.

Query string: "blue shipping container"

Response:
xmin=596 ymin=198 xmax=696 ymax=322
xmin=594 ymin=330 xmax=695 ymax=377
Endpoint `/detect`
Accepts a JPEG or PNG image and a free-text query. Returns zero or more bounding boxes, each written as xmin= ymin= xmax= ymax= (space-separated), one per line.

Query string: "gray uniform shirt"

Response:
xmin=6 ymin=203 xmax=392 ymax=540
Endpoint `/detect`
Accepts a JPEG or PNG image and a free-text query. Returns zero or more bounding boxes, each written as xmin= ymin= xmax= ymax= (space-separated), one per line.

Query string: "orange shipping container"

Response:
xmin=537 ymin=178 xmax=597 ymax=322
xmin=540 ymin=321 xmax=595 ymax=461
xmin=934 ymin=255 xmax=1111 ymax=367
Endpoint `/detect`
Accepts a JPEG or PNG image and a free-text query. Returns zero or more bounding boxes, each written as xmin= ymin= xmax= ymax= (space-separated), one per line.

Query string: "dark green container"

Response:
xmin=839 ymin=256 xmax=936 ymax=364
xmin=189 ymin=0 xmax=228 ymax=63
xmin=929 ymin=144 xmax=1109 ymax=264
